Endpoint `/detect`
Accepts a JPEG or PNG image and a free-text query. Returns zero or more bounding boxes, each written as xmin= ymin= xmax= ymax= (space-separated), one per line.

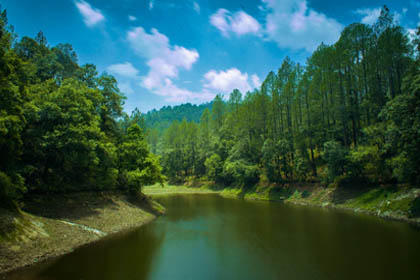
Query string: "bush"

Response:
xmin=409 ymin=196 xmax=420 ymax=218
xmin=0 ymin=171 xmax=25 ymax=206
xmin=204 ymin=154 xmax=223 ymax=182
xmin=223 ymin=160 xmax=260 ymax=187
xmin=332 ymin=174 xmax=371 ymax=189
xmin=347 ymin=145 xmax=381 ymax=183
xmin=322 ymin=141 xmax=349 ymax=184
xmin=295 ymin=156 xmax=310 ymax=181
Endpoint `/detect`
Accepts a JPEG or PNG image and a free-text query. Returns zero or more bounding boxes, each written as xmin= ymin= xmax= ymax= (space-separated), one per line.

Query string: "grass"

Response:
xmin=156 ymin=180 xmax=420 ymax=224
xmin=143 ymin=183 xmax=218 ymax=197
xmin=341 ymin=186 xmax=420 ymax=216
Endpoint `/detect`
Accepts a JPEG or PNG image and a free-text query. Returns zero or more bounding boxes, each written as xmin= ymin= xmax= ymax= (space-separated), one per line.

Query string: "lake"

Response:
xmin=7 ymin=194 xmax=420 ymax=280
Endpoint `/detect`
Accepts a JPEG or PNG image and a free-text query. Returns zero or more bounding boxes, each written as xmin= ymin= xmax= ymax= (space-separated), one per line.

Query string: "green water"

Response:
xmin=7 ymin=194 xmax=420 ymax=280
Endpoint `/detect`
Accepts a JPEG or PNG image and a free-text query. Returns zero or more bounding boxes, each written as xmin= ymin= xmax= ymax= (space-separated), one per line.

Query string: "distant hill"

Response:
xmin=144 ymin=102 xmax=212 ymax=132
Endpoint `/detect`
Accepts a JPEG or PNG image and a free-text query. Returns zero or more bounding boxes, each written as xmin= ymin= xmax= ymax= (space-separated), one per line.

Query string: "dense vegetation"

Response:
xmin=144 ymin=102 xmax=212 ymax=131
xmin=156 ymin=7 xmax=420 ymax=189
xmin=0 ymin=7 xmax=163 ymax=206
xmin=1 ymin=5 xmax=419 ymax=209
xmin=143 ymin=102 xmax=212 ymax=154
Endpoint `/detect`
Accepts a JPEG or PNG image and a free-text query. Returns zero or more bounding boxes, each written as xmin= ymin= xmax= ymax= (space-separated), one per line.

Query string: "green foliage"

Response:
xmin=222 ymin=160 xmax=260 ymax=187
xmin=294 ymin=156 xmax=310 ymax=182
xmin=409 ymin=196 xmax=420 ymax=218
xmin=2 ymin=3 xmax=419 ymax=203
xmin=205 ymin=154 xmax=223 ymax=182
xmin=154 ymin=6 xmax=418 ymax=190
xmin=144 ymin=102 xmax=212 ymax=133
xmin=0 ymin=7 xmax=164 ymax=202
xmin=347 ymin=147 xmax=374 ymax=181
xmin=0 ymin=171 xmax=25 ymax=204
xmin=322 ymin=141 xmax=348 ymax=183
xmin=119 ymin=124 xmax=164 ymax=193
xmin=0 ymin=8 xmax=26 ymax=202
xmin=379 ymin=71 xmax=420 ymax=183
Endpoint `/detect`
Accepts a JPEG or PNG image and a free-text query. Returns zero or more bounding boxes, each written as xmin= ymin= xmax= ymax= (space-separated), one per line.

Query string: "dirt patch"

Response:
xmin=0 ymin=191 xmax=160 ymax=276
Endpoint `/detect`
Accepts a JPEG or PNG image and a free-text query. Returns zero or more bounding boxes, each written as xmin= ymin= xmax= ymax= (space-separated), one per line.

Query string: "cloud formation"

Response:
xmin=193 ymin=2 xmax=200 ymax=14
xmin=355 ymin=7 xmax=404 ymax=25
xmin=262 ymin=0 xmax=343 ymax=52
xmin=107 ymin=62 xmax=140 ymax=79
xmin=355 ymin=8 xmax=382 ymax=25
xmin=210 ymin=9 xmax=261 ymax=37
xmin=126 ymin=26 xmax=214 ymax=102
xmin=74 ymin=0 xmax=105 ymax=27
xmin=204 ymin=68 xmax=259 ymax=94
xmin=251 ymin=74 xmax=261 ymax=88
xmin=118 ymin=82 xmax=135 ymax=95
xmin=128 ymin=15 xmax=137 ymax=21
xmin=210 ymin=1 xmax=343 ymax=52
xmin=127 ymin=27 xmax=199 ymax=90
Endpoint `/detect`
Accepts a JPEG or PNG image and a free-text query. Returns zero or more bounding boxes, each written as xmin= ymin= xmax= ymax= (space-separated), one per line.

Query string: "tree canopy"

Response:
xmin=0 ymin=8 xmax=163 ymax=205
xmin=152 ymin=6 xmax=420 ymax=188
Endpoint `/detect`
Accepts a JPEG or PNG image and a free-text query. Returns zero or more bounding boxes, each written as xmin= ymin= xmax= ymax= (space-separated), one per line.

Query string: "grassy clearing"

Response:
xmin=143 ymin=183 xmax=218 ymax=197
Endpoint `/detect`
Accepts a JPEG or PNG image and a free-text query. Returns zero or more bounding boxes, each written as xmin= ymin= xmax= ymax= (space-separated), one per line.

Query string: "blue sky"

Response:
xmin=1 ymin=0 xmax=419 ymax=113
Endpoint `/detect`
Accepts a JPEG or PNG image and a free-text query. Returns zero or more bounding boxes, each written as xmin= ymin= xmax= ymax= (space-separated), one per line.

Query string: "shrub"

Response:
xmin=204 ymin=154 xmax=223 ymax=182
xmin=409 ymin=196 xmax=420 ymax=218
xmin=223 ymin=160 xmax=260 ymax=187
xmin=322 ymin=141 xmax=349 ymax=183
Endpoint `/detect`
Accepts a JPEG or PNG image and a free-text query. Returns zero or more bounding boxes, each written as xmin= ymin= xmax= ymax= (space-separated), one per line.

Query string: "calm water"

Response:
xmin=7 ymin=194 xmax=420 ymax=280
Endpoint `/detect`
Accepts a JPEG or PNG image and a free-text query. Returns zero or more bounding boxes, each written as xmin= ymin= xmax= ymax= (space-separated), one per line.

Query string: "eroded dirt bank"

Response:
xmin=0 ymin=191 xmax=163 ymax=276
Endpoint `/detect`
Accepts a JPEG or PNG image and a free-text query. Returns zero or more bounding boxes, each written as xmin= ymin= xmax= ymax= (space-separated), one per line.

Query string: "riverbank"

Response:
xmin=220 ymin=184 xmax=420 ymax=225
xmin=0 ymin=191 xmax=164 ymax=276
xmin=143 ymin=184 xmax=219 ymax=197
xmin=145 ymin=182 xmax=420 ymax=226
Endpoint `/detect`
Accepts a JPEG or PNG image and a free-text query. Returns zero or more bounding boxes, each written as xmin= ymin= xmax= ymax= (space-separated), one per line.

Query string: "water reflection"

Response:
xmin=7 ymin=194 xmax=420 ymax=280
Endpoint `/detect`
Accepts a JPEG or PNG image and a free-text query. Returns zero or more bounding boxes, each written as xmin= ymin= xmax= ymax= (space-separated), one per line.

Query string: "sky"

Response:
xmin=1 ymin=0 xmax=419 ymax=113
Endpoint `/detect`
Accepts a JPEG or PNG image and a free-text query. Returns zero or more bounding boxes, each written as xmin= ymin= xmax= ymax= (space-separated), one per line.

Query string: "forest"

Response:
xmin=1 ymin=5 xmax=420 ymax=208
xmin=0 ymin=7 xmax=164 ymax=207
xmin=152 ymin=6 xmax=420 ymax=190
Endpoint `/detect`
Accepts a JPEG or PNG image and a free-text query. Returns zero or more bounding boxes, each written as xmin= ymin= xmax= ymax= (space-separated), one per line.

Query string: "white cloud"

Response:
xmin=128 ymin=15 xmax=137 ymax=21
xmin=204 ymin=68 xmax=259 ymax=94
xmin=356 ymin=7 xmax=405 ymax=25
xmin=210 ymin=9 xmax=231 ymax=36
xmin=394 ymin=11 xmax=402 ymax=24
xmin=210 ymin=1 xmax=342 ymax=52
xmin=262 ymin=0 xmax=343 ymax=52
xmin=149 ymin=0 xmax=154 ymax=10
xmin=74 ymin=0 xmax=105 ymax=27
xmin=107 ymin=62 xmax=140 ymax=79
xmin=150 ymin=78 xmax=215 ymax=102
xmin=118 ymin=82 xmax=134 ymax=95
xmin=407 ymin=28 xmax=417 ymax=38
xmin=251 ymin=74 xmax=261 ymax=88
xmin=355 ymin=7 xmax=381 ymax=25
xmin=193 ymin=2 xmax=200 ymax=14
xmin=210 ymin=9 xmax=261 ymax=37
xmin=127 ymin=26 xmax=205 ymax=102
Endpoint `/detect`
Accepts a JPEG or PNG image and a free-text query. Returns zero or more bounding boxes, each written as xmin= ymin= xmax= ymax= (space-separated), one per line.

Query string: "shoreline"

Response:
xmin=0 ymin=191 xmax=163 ymax=277
xmin=145 ymin=183 xmax=420 ymax=227
xmin=2 ymin=183 xmax=419 ymax=276
xmin=219 ymin=184 xmax=420 ymax=227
